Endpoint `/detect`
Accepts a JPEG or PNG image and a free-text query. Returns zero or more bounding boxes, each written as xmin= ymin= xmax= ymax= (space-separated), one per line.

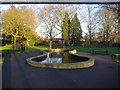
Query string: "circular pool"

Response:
xmin=26 ymin=49 xmax=95 ymax=69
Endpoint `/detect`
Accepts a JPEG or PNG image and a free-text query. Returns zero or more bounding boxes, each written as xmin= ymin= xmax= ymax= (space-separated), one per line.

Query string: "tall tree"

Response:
xmin=95 ymin=5 xmax=119 ymax=46
xmin=101 ymin=4 xmax=120 ymax=44
xmin=78 ymin=5 xmax=98 ymax=45
xmin=62 ymin=12 xmax=70 ymax=46
xmin=37 ymin=4 xmax=77 ymax=48
xmin=19 ymin=6 xmax=38 ymax=46
xmin=70 ymin=13 xmax=82 ymax=46
xmin=2 ymin=6 xmax=23 ymax=48
xmin=2 ymin=5 xmax=38 ymax=48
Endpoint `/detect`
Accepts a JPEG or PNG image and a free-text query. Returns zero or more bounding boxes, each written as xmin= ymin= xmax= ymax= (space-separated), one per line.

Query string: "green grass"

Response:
xmin=25 ymin=46 xmax=49 ymax=52
xmin=0 ymin=46 xmax=13 ymax=54
xmin=0 ymin=45 xmax=13 ymax=50
xmin=65 ymin=46 xmax=119 ymax=55
xmin=114 ymin=59 xmax=120 ymax=64
xmin=1 ymin=45 xmax=120 ymax=64
xmin=1 ymin=45 xmax=119 ymax=55
xmin=0 ymin=45 xmax=49 ymax=54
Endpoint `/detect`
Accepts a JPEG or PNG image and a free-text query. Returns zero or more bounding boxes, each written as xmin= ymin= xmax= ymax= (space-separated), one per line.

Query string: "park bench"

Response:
xmin=92 ymin=50 xmax=108 ymax=55
xmin=111 ymin=54 xmax=120 ymax=59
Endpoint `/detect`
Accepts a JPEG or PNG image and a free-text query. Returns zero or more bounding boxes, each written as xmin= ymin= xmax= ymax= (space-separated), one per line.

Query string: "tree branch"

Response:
xmin=52 ymin=31 xmax=62 ymax=38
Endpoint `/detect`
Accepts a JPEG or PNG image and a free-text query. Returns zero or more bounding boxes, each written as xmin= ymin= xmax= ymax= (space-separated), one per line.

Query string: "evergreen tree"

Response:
xmin=62 ymin=12 xmax=70 ymax=46
xmin=70 ymin=13 xmax=82 ymax=46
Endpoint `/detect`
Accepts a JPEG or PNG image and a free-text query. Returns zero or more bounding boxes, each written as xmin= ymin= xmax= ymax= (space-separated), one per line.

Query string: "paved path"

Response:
xmin=77 ymin=51 xmax=114 ymax=62
xmin=2 ymin=50 xmax=119 ymax=88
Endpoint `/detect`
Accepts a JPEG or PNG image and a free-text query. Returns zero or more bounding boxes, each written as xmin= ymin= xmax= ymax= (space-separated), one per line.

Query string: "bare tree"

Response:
xmin=95 ymin=5 xmax=118 ymax=46
xmin=78 ymin=5 xmax=98 ymax=45
xmin=37 ymin=4 xmax=77 ymax=48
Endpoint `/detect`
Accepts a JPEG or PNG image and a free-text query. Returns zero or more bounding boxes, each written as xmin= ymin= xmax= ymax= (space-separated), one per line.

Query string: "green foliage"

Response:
xmin=82 ymin=41 xmax=104 ymax=48
xmin=35 ymin=41 xmax=49 ymax=46
xmin=70 ymin=13 xmax=82 ymax=46
xmin=62 ymin=12 xmax=70 ymax=46
xmin=28 ymin=38 xmax=38 ymax=46
xmin=114 ymin=59 xmax=120 ymax=64
xmin=30 ymin=39 xmax=36 ymax=46
xmin=2 ymin=5 xmax=38 ymax=48
xmin=62 ymin=13 xmax=82 ymax=46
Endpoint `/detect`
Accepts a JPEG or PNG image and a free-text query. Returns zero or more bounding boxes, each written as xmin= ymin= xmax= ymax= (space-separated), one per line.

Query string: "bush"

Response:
xmin=28 ymin=38 xmax=38 ymax=46
xmin=34 ymin=41 xmax=49 ymax=46
xmin=81 ymin=41 xmax=106 ymax=48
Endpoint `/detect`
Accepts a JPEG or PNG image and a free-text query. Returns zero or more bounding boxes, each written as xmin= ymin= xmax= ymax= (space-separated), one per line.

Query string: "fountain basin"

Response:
xmin=26 ymin=49 xmax=95 ymax=69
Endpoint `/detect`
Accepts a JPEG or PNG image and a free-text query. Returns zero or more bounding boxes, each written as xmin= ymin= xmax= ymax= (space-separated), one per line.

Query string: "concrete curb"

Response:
xmin=26 ymin=50 xmax=95 ymax=69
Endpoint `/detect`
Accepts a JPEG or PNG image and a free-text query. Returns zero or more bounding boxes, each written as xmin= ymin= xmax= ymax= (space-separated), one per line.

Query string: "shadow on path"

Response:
xmin=2 ymin=50 xmax=119 ymax=88
xmin=2 ymin=54 xmax=11 ymax=88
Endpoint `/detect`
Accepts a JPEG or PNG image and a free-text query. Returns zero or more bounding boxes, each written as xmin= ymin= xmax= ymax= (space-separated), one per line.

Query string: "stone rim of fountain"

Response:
xmin=26 ymin=49 xmax=95 ymax=69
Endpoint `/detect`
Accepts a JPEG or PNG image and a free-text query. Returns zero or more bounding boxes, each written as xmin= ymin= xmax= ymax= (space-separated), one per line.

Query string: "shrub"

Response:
xmin=28 ymin=38 xmax=38 ymax=47
xmin=35 ymin=41 xmax=49 ymax=46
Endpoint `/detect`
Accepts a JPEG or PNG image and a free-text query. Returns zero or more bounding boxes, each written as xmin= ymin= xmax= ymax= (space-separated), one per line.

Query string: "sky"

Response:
xmin=0 ymin=4 xmax=99 ymax=38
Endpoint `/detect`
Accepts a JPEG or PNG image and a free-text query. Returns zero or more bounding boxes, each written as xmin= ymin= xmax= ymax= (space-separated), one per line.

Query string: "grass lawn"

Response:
xmin=1 ymin=45 xmax=119 ymax=55
xmin=0 ymin=45 xmax=49 ymax=54
xmin=65 ymin=46 xmax=120 ymax=64
xmin=0 ymin=45 xmax=13 ymax=50
xmin=65 ymin=46 xmax=119 ymax=55
xmin=1 ymin=45 xmax=120 ymax=64
xmin=25 ymin=46 xmax=49 ymax=51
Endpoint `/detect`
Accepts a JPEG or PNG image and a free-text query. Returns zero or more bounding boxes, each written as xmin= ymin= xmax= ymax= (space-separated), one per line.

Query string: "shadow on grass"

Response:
xmin=1 ymin=46 xmax=49 ymax=54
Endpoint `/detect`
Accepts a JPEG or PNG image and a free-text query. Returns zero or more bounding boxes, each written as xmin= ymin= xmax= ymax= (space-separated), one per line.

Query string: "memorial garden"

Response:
xmin=0 ymin=3 xmax=119 ymax=88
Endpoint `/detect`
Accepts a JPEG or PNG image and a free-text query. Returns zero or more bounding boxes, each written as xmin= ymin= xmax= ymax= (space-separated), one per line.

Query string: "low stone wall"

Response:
xmin=26 ymin=50 xmax=95 ymax=69
xmin=26 ymin=50 xmax=48 ymax=63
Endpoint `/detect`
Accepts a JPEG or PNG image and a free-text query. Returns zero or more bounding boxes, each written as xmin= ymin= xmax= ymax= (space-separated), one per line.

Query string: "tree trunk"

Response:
xmin=26 ymin=39 xmax=30 ymax=47
xmin=106 ymin=25 xmax=109 ymax=47
xmin=50 ymin=40 xmax=52 ymax=49
xmin=63 ymin=40 xmax=65 ymax=48
xmin=13 ymin=36 xmax=17 ymax=49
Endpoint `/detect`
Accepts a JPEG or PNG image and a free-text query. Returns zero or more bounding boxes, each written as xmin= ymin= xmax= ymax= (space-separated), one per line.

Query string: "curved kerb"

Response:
xmin=26 ymin=50 xmax=95 ymax=69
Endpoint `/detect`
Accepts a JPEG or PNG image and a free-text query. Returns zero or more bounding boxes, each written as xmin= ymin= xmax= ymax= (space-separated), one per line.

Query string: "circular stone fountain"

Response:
xmin=26 ymin=49 xmax=95 ymax=69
